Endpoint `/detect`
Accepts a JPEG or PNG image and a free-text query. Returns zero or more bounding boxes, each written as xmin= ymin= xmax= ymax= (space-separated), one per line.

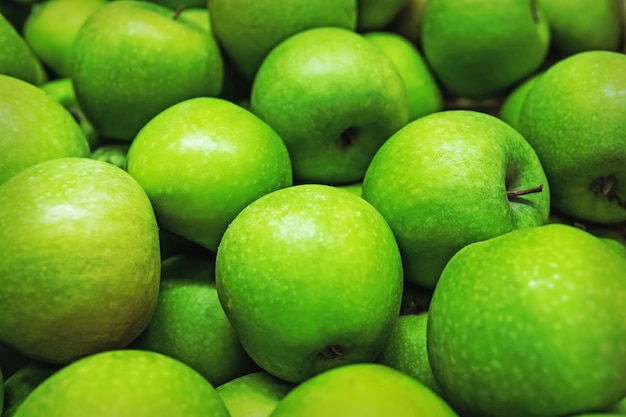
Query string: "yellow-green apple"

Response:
xmin=71 ymin=0 xmax=224 ymax=140
xmin=268 ymin=363 xmax=458 ymax=416
xmin=356 ymin=0 xmax=408 ymax=31
xmin=518 ymin=50 xmax=626 ymax=224
xmin=0 ymin=157 xmax=160 ymax=364
xmin=0 ymin=12 xmax=46 ymax=85
xmin=13 ymin=350 xmax=230 ymax=417
xmin=2 ymin=361 xmax=61 ymax=417
xmin=208 ymin=0 xmax=357 ymax=81
xmin=498 ymin=71 xmax=543 ymax=131
xmin=216 ymin=372 xmax=294 ymax=417
xmin=427 ymin=224 xmax=626 ymax=417
xmin=421 ymin=0 xmax=550 ymax=99
xmin=364 ymin=30 xmax=443 ymax=122
xmin=22 ymin=0 xmax=107 ymax=78
xmin=215 ymin=184 xmax=404 ymax=383
xmin=125 ymin=97 xmax=292 ymax=252
xmin=251 ymin=27 xmax=408 ymax=185
xmin=362 ymin=110 xmax=549 ymax=288
xmin=130 ymin=252 xmax=258 ymax=387
xmin=0 ymin=74 xmax=89 ymax=185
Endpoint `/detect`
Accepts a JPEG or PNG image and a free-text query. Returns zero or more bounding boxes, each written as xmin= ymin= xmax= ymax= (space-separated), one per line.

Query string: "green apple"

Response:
xmin=268 ymin=363 xmax=458 ymax=416
xmin=609 ymin=396 xmax=626 ymax=414
xmin=13 ymin=350 xmax=230 ymax=417
xmin=518 ymin=50 xmax=626 ymax=224
xmin=0 ymin=11 xmax=47 ymax=85
xmin=421 ymin=0 xmax=550 ymax=99
xmin=335 ymin=181 xmax=363 ymax=197
xmin=362 ymin=110 xmax=550 ymax=288
xmin=216 ymin=184 xmax=404 ymax=383
xmin=498 ymin=71 xmax=543 ymax=131
xmin=427 ymin=223 xmax=626 ymax=417
xmin=356 ymin=0 xmax=408 ymax=31
xmin=2 ymin=361 xmax=61 ymax=417
xmin=22 ymin=0 xmax=107 ymax=78
xmin=39 ymin=77 xmax=100 ymax=149
xmin=537 ymin=0 xmax=622 ymax=57
xmin=178 ymin=6 xmax=211 ymax=32
xmin=389 ymin=0 xmax=429 ymax=45
xmin=71 ymin=0 xmax=224 ymax=140
xmin=208 ymin=0 xmax=357 ymax=81
xmin=130 ymin=252 xmax=258 ymax=387
xmin=125 ymin=97 xmax=292 ymax=252
xmin=378 ymin=313 xmax=443 ymax=397
xmin=0 ymin=74 xmax=89 ymax=185
xmin=216 ymin=372 xmax=295 ymax=417
xmin=251 ymin=27 xmax=409 ymax=185
xmin=90 ymin=141 xmax=130 ymax=169
xmin=364 ymin=30 xmax=443 ymax=122
xmin=0 ymin=157 xmax=160 ymax=364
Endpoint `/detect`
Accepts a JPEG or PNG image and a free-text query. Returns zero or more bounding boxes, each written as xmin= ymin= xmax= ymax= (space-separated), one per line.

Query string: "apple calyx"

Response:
xmin=318 ymin=344 xmax=346 ymax=361
xmin=591 ymin=175 xmax=626 ymax=208
xmin=339 ymin=127 xmax=358 ymax=150
xmin=506 ymin=184 xmax=544 ymax=199
xmin=172 ymin=5 xmax=185 ymax=20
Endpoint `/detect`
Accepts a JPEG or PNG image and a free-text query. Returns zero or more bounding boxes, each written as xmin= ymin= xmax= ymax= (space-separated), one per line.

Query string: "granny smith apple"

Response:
xmin=216 ymin=184 xmax=404 ymax=383
xmin=0 ymin=74 xmax=89 ymax=185
xmin=90 ymin=141 xmax=130 ymax=169
xmin=518 ymin=50 xmax=626 ymax=224
xmin=268 ymin=363 xmax=458 ymax=416
xmin=537 ymin=0 xmax=622 ymax=57
xmin=378 ymin=313 xmax=442 ymax=397
xmin=335 ymin=181 xmax=363 ymax=197
xmin=356 ymin=0 xmax=408 ymax=31
xmin=13 ymin=350 xmax=230 ymax=417
xmin=208 ymin=0 xmax=357 ymax=81
xmin=2 ymin=361 xmax=61 ymax=417
xmin=364 ymin=30 xmax=443 ymax=122
xmin=362 ymin=110 xmax=550 ymax=288
xmin=498 ymin=71 xmax=543 ymax=131
xmin=22 ymin=0 xmax=107 ymax=78
xmin=0 ymin=11 xmax=46 ymax=85
xmin=251 ymin=27 xmax=409 ymax=185
xmin=428 ymin=223 xmax=626 ymax=417
xmin=130 ymin=252 xmax=258 ymax=387
xmin=0 ymin=157 xmax=160 ymax=364
xmin=421 ymin=0 xmax=550 ymax=99
xmin=71 ymin=0 xmax=224 ymax=140
xmin=216 ymin=372 xmax=295 ymax=417
xmin=125 ymin=97 xmax=292 ymax=252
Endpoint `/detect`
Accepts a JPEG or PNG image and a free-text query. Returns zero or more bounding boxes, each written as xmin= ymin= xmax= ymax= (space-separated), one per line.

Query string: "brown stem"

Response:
xmin=507 ymin=184 xmax=544 ymax=198
xmin=172 ymin=5 xmax=185 ymax=20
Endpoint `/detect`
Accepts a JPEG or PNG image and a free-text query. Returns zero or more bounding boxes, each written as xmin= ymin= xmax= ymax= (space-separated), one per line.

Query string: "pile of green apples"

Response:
xmin=1 ymin=0 xmax=626 ymax=416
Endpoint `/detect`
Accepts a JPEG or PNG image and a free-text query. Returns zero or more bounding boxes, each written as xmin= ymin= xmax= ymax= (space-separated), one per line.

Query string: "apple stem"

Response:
xmin=507 ymin=184 xmax=544 ymax=198
xmin=530 ymin=0 xmax=539 ymax=24
xmin=172 ymin=5 xmax=185 ymax=20
xmin=602 ymin=177 xmax=615 ymax=196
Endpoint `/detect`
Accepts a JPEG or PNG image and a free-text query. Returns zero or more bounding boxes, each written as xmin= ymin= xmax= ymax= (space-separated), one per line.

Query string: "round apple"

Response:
xmin=216 ymin=371 xmax=294 ymax=417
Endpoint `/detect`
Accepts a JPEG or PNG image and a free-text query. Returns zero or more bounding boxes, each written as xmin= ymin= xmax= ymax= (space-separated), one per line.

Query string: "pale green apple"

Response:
xmin=364 ymin=30 xmax=443 ymax=122
xmin=0 ymin=157 xmax=160 ymax=364
xmin=251 ymin=27 xmax=408 ymax=185
xmin=356 ymin=0 xmax=408 ymax=31
xmin=22 ymin=0 xmax=107 ymax=78
xmin=2 ymin=361 xmax=61 ymax=417
xmin=0 ymin=11 xmax=46 ymax=85
xmin=216 ymin=184 xmax=404 ymax=383
xmin=71 ymin=0 xmax=224 ymax=140
xmin=13 ymin=350 xmax=230 ymax=417
xmin=130 ymin=252 xmax=258 ymax=387
xmin=0 ymin=74 xmax=89 ymax=185
xmin=216 ymin=372 xmax=294 ymax=417
xmin=362 ymin=110 xmax=550 ymax=288
xmin=421 ymin=0 xmax=550 ymax=99
xmin=498 ymin=71 xmax=543 ymax=131
xmin=125 ymin=97 xmax=292 ymax=252
xmin=428 ymin=223 xmax=626 ymax=417
xmin=268 ymin=363 xmax=458 ymax=416
xmin=537 ymin=0 xmax=622 ymax=57
xmin=518 ymin=50 xmax=626 ymax=224
xmin=208 ymin=0 xmax=357 ymax=81
xmin=390 ymin=0 xmax=429 ymax=45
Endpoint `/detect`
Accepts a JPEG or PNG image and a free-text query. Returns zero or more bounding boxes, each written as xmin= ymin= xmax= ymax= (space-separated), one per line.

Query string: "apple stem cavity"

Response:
xmin=172 ymin=5 xmax=185 ymax=20
xmin=339 ymin=127 xmax=358 ymax=150
xmin=592 ymin=176 xmax=626 ymax=208
xmin=319 ymin=345 xmax=346 ymax=361
xmin=506 ymin=184 xmax=544 ymax=199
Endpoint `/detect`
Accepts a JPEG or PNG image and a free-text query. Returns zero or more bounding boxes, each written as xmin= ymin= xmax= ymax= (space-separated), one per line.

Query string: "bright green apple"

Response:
xmin=2 ymin=361 xmax=61 ymax=417
xmin=498 ymin=71 xmax=543 ymax=131
xmin=536 ymin=0 xmax=622 ymax=57
xmin=208 ymin=0 xmax=357 ymax=81
xmin=130 ymin=252 xmax=258 ymax=387
xmin=0 ymin=11 xmax=46 ymax=85
xmin=356 ymin=0 xmax=408 ymax=31
xmin=125 ymin=96 xmax=292 ymax=252
xmin=22 ymin=0 xmax=107 ymax=78
xmin=13 ymin=350 xmax=230 ymax=417
xmin=71 ymin=0 xmax=224 ymax=140
xmin=421 ymin=0 xmax=550 ymax=99
xmin=362 ymin=110 xmax=550 ymax=288
xmin=0 ymin=157 xmax=160 ymax=364
xmin=428 ymin=223 xmax=626 ymax=417
xmin=216 ymin=372 xmax=295 ymax=417
xmin=268 ymin=363 xmax=458 ymax=416
xmin=216 ymin=184 xmax=404 ymax=383
xmin=335 ymin=181 xmax=363 ymax=197
xmin=518 ymin=50 xmax=626 ymax=224
xmin=364 ymin=30 xmax=443 ymax=122
xmin=0 ymin=74 xmax=89 ymax=185
xmin=251 ymin=27 xmax=408 ymax=185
